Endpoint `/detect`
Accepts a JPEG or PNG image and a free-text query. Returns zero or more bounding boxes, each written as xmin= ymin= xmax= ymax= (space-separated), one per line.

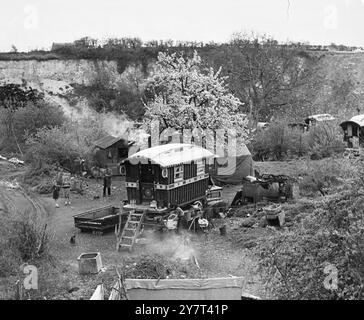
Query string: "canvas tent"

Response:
xmin=211 ymin=143 xmax=254 ymax=185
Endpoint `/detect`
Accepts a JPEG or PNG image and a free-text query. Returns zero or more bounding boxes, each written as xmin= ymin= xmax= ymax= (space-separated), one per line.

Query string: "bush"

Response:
xmin=251 ymin=122 xmax=308 ymax=161
xmin=0 ymin=101 xmax=65 ymax=154
xmin=259 ymin=191 xmax=363 ymax=299
xmin=251 ymin=121 xmax=345 ymax=161
xmin=305 ymin=122 xmax=346 ymax=159
xmin=10 ymin=218 xmax=49 ymax=261
xmin=24 ymin=117 xmax=107 ymax=169
xmin=258 ymin=161 xmax=364 ymax=299
xmin=0 ymin=209 xmax=51 ymax=277
xmin=13 ymin=101 xmax=65 ymax=139
xmin=299 ymin=158 xmax=343 ymax=196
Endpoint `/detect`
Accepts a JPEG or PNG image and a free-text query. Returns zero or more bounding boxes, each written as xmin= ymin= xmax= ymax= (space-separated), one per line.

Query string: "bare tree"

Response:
xmin=208 ymin=32 xmax=320 ymax=126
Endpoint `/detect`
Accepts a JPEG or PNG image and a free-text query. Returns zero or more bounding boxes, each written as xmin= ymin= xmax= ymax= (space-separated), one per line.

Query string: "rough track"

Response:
xmin=0 ymin=185 xmax=47 ymax=218
xmin=18 ymin=186 xmax=47 ymax=217
xmin=0 ymin=187 xmax=17 ymax=215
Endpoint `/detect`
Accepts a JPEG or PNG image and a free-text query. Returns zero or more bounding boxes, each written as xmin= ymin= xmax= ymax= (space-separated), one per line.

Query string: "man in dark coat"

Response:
xmin=103 ymin=168 xmax=112 ymax=197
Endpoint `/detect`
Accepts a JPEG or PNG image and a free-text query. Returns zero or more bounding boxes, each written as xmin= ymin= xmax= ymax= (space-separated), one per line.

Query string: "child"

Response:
xmin=52 ymin=180 xmax=60 ymax=208
xmin=62 ymin=172 xmax=71 ymax=206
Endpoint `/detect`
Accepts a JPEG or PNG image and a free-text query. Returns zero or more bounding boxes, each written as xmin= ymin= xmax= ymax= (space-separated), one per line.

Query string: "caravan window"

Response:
xmin=196 ymin=160 xmax=205 ymax=175
xmin=174 ymin=165 xmax=184 ymax=182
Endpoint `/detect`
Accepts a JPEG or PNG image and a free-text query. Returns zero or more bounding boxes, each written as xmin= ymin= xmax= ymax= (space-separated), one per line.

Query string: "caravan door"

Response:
xmin=139 ymin=164 xmax=155 ymax=203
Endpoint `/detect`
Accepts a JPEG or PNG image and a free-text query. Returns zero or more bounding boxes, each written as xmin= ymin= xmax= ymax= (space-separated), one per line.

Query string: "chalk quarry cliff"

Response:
xmin=1 ymin=51 xmax=364 ymax=121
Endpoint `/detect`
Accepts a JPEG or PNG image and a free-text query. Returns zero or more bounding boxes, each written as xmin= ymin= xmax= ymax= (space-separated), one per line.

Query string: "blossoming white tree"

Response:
xmin=144 ymin=51 xmax=249 ymax=141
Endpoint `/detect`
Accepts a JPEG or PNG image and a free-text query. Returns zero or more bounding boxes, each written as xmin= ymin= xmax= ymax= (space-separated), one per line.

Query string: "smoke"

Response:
xmin=100 ymin=112 xmax=133 ymax=138
xmin=47 ymin=95 xmax=134 ymax=138
xmin=141 ymin=229 xmax=197 ymax=261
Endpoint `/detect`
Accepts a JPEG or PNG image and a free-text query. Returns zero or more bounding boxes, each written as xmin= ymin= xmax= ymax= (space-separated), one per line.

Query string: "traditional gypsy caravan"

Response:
xmin=340 ymin=114 xmax=364 ymax=148
xmin=117 ymin=143 xmax=223 ymax=251
xmin=122 ymin=143 xmax=216 ymax=210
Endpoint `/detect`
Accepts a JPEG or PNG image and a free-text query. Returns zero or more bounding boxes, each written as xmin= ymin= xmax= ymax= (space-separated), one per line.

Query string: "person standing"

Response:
xmin=103 ymin=167 xmax=112 ymax=197
xmin=80 ymin=159 xmax=87 ymax=177
xmin=62 ymin=171 xmax=71 ymax=206
xmin=56 ymin=167 xmax=63 ymax=186
xmin=52 ymin=179 xmax=61 ymax=208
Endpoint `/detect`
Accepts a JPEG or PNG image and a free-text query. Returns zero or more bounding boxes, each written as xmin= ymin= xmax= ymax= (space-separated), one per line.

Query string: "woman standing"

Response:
xmin=62 ymin=171 xmax=71 ymax=206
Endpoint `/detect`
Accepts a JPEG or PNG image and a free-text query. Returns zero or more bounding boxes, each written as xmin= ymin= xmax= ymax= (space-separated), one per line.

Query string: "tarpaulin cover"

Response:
xmin=211 ymin=144 xmax=254 ymax=185
xmin=124 ymin=277 xmax=244 ymax=300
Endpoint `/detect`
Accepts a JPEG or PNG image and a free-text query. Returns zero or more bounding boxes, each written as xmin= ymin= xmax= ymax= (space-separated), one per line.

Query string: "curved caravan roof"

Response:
xmin=340 ymin=114 xmax=364 ymax=129
xmin=305 ymin=114 xmax=335 ymax=124
xmin=125 ymin=143 xmax=216 ymax=167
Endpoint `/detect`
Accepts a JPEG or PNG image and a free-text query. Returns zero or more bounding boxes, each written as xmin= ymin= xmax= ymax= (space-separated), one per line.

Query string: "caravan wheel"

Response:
xmin=119 ymin=165 xmax=126 ymax=176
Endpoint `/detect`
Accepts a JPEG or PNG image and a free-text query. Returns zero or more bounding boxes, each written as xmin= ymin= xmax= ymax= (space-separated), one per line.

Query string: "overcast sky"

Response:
xmin=1 ymin=0 xmax=364 ymax=51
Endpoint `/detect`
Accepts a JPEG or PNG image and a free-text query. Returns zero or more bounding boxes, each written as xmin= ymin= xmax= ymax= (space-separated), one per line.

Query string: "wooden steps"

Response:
xmin=116 ymin=209 xmax=146 ymax=252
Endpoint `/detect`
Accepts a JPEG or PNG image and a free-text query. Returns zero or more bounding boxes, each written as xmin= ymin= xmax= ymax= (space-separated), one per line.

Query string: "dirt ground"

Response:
xmin=2 ymin=158 xmax=330 ymax=300
xmin=0 ymin=162 xmax=270 ymax=300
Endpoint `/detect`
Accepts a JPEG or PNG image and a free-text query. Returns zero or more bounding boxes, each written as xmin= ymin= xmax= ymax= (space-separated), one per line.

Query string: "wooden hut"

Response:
xmin=340 ymin=114 xmax=364 ymax=148
xmin=93 ymin=135 xmax=131 ymax=175
xmin=122 ymin=143 xmax=216 ymax=210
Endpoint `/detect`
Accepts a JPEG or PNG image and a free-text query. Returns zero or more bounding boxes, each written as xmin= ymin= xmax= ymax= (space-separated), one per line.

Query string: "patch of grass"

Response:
xmin=0 ymin=208 xmax=51 ymax=278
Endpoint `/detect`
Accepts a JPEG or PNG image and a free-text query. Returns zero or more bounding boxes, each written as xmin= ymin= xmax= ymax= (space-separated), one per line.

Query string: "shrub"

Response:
xmin=258 ymin=160 xmax=364 ymax=300
xmin=259 ymin=191 xmax=363 ymax=299
xmin=299 ymin=158 xmax=345 ymax=196
xmin=251 ymin=121 xmax=345 ymax=161
xmin=305 ymin=122 xmax=346 ymax=159
xmin=13 ymin=101 xmax=65 ymax=139
xmin=24 ymin=117 xmax=107 ymax=169
xmin=0 ymin=209 xmax=51 ymax=277
xmin=251 ymin=122 xmax=308 ymax=161
xmin=251 ymin=129 xmax=273 ymax=161
xmin=0 ymin=101 xmax=65 ymax=154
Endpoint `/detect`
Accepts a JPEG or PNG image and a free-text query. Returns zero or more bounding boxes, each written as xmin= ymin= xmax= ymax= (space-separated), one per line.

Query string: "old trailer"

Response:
xmin=122 ymin=143 xmax=216 ymax=209
xmin=116 ymin=143 xmax=219 ymax=251
xmin=73 ymin=205 xmax=127 ymax=233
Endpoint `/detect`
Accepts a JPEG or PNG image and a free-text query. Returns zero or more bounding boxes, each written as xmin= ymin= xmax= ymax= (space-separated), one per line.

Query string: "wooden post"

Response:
xmin=115 ymin=266 xmax=129 ymax=300
xmin=15 ymin=280 xmax=22 ymax=300
xmin=115 ymin=209 xmax=122 ymax=251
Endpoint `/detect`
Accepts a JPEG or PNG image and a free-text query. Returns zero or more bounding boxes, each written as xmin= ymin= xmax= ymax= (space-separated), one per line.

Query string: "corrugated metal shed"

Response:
xmin=94 ymin=135 xmax=127 ymax=149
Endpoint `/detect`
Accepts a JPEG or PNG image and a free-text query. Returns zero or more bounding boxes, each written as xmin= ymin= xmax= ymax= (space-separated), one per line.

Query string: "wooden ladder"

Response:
xmin=116 ymin=209 xmax=145 ymax=252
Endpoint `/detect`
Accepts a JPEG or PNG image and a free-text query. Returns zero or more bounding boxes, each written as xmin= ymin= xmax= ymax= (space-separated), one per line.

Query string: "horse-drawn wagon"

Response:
xmin=116 ymin=143 xmax=225 ymax=251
